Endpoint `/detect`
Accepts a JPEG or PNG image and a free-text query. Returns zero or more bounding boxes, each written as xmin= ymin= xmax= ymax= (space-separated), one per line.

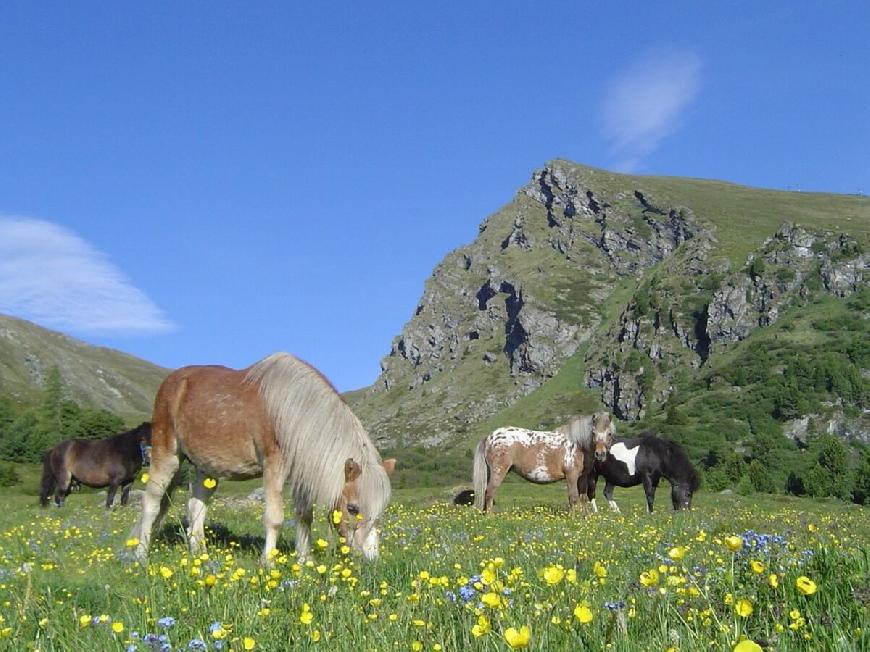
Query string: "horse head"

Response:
xmin=591 ymin=412 xmax=616 ymax=462
xmin=671 ymin=483 xmax=694 ymax=510
xmin=335 ymin=457 xmax=396 ymax=560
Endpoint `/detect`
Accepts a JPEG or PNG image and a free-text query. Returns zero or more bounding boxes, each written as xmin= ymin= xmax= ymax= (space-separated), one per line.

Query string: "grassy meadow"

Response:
xmin=0 ymin=471 xmax=867 ymax=652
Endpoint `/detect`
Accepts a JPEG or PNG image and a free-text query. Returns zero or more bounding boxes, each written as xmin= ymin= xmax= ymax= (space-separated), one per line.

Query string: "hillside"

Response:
xmin=0 ymin=314 xmax=166 ymax=420
xmin=346 ymin=160 xmax=868 ymax=486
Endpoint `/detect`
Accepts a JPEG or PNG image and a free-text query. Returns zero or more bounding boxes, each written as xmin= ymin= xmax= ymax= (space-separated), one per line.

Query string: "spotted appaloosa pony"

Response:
xmin=128 ymin=353 xmax=395 ymax=565
xmin=39 ymin=422 xmax=151 ymax=508
xmin=585 ymin=433 xmax=699 ymax=512
xmin=472 ymin=412 xmax=616 ymax=512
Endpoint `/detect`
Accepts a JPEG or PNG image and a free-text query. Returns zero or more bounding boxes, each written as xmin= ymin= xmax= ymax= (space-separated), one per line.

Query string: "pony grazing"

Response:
xmin=472 ymin=412 xmax=616 ymax=513
xmin=585 ymin=433 xmax=699 ymax=512
xmin=128 ymin=353 xmax=395 ymax=565
xmin=39 ymin=422 xmax=151 ymax=508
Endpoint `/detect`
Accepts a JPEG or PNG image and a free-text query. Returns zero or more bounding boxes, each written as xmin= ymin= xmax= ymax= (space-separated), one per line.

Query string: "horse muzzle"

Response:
xmin=594 ymin=451 xmax=608 ymax=462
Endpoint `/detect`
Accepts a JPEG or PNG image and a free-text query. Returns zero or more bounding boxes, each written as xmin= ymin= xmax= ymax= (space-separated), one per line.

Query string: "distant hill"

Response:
xmin=346 ymin=159 xmax=868 ymax=487
xmin=0 ymin=315 xmax=166 ymax=421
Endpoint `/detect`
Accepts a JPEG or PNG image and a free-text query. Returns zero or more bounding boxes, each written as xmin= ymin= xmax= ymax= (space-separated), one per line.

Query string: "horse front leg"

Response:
xmin=603 ymin=482 xmax=620 ymax=513
xmin=565 ymin=470 xmax=582 ymax=514
xmin=642 ymin=475 xmax=659 ymax=513
xmin=260 ymin=457 xmax=286 ymax=566
xmin=187 ymin=469 xmax=218 ymax=554
xmin=106 ymin=482 xmax=119 ymax=509
xmin=293 ymin=491 xmax=313 ymax=564
xmin=585 ymin=473 xmax=599 ymax=513
xmin=54 ymin=470 xmax=73 ymax=507
xmin=120 ymin=483 xmax=132 ymax=506
xmin=129 ymin=452 xmax=180 ymax=562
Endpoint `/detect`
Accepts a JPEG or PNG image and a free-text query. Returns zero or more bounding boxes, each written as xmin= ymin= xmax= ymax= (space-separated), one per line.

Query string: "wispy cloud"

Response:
xmin=601 ymin=48 xmax=702 ymax=172
xmin=0 ymin=216 xmax=174 ymax=335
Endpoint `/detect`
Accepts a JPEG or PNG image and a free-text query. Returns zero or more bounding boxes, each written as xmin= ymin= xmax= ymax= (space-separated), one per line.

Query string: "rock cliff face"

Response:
xmin=706 ymin=225 xmax=867 ymax=351
xmin=348 ymin=160 xmax=868 ymax=448
xmin=353 ymin=162 xmax=726 ymax=444
xmin=584 ymin=224 xmax=867 ymax=420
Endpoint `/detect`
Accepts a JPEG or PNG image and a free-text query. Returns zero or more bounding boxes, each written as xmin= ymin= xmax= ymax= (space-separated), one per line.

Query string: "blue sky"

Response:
xmin=1 ymin=2 xmax=868 ymax=391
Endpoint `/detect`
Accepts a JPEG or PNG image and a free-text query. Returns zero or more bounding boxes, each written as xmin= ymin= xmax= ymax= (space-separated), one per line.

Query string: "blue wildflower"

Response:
xmin=157 ymin=616 xmax=176 ymax=629
xmin=188 ymin=640 xmax=207 ymax=650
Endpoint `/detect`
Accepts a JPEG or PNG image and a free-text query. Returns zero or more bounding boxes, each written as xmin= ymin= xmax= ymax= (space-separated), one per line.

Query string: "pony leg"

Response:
xmin=106 ymin=482 xmax=120 ymax=509
xmin=565 ymin=470 xmax=582 ymax=513
xmin=54 ymin=470 xmax=73 ymax=507
xmin=187 ymin=469 xmax=217 ymax=554
xmin=585 ymin=474 xmax=599 ymax=513
xmin=129 ymin=452 xmax=180 ymax=561
xmin=293 ymin=492 xmax=313 ymax=563
xmin=260 ymin=459 xmax=286 ymax=566
xmin=603 ymin=482 xmax=620 ymax=513
xmin=39 ymin=457 xmax=56 ymax=507
xmin=642 ymin=475 xmax=659 ymax=513
xmin=120 ymin=483 xmax=132 ymax=506
xmin=483 ymin=464 xmax=508 ymax=513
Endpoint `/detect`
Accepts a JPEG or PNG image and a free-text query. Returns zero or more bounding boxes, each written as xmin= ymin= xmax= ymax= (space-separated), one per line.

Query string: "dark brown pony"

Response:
xmin=39 ymin=422 xmax=151 ymax=508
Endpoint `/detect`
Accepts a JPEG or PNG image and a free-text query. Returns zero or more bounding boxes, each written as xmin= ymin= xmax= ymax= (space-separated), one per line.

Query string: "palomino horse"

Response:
xmin=472 ymin=412 xmax=616 ymax=512
xmin=128 ymin=353 xmax=395 ymax=564
xmin=39 ymin=422 xmax=151 ymax=508
xmin=585 ymin=433 xmax=699 ymax=512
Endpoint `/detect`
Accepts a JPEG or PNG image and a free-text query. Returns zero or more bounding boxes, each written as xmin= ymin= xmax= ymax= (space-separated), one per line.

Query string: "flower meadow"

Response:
xmin=0 ymin=486 xmax=867 ymax=651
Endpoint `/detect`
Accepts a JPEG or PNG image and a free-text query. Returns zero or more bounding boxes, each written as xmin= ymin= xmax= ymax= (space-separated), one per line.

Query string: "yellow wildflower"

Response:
xmin=750 ymin=560 xmax=764 ymax=574
xmin=768 ymin=574 xmax=779 ymax=589
xmin=735 ymin=599 xmax=753 ymax=618
xmin=668 ymin=546 xmax=687 ymax=561
xmin=112 ymin=622 xmax=124 ymax=633
xmin=243 ymin=637 xmax=256 ymax=650
xmin=543 ymin=565 xmax=565 ymax=585
xmin=573 ymin=604 xmax=593 ymax=624
xmin=724 ymin=536 xmax=743 ymax=552
xmin=733 ymin=640 xmax=762 ymax=652
xmin=203 ymin=477 xmax=217 ymax=489
xmin=471 ymin=615 xmax=491 ymax=637
xmin=504 ymin=625 xmax=531 ymax=649
xmin=140 ymin=472 xmax=150 ymax=483
xmin=796 ymin=576 xmax=817 ymax=595
xmin=640 ymin=569 xmax=659 ymax=587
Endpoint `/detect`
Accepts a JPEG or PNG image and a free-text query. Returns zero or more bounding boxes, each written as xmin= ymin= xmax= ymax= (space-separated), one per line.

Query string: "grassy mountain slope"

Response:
xmin=0 ymin=315 xmax=166 ymax=420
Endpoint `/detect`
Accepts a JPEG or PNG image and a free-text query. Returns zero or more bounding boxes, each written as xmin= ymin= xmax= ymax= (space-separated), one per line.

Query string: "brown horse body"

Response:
xmin=39 ymin=422 xmax=151 ymax=508
xmin=472 ymin=412 xmax=616 ymax=512
xmin=129 ymin=353 xmax=394 ymax=565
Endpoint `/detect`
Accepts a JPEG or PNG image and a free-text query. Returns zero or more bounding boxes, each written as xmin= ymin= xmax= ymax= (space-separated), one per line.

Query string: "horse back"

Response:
xmin=486 ymin=428 xmax=579 ymax=484
xmin=153 ymin=364 xmax=276 ymax=478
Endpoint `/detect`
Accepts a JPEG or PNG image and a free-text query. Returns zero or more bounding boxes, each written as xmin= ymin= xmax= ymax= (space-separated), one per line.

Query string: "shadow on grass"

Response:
xmin=152 ymin=519 xmax=301 ymax=556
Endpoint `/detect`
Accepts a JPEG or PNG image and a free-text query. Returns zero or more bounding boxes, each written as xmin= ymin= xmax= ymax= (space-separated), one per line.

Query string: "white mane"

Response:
xmin=556 ymin=411 xmax=615 ymax=448
xmin=245 ymin=353 xmax=391 ymax=519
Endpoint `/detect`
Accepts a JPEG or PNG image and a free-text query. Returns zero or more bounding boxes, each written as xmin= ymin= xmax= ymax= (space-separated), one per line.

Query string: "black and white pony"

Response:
xmin=584 ymin=433 xmax=699 ymax=512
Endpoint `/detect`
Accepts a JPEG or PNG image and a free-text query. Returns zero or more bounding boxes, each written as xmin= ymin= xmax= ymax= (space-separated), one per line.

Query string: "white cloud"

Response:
xmin=0 ymin=216 xmax=174 ymax=335
xmin=601 ymin=49 xmax=702 ymax=172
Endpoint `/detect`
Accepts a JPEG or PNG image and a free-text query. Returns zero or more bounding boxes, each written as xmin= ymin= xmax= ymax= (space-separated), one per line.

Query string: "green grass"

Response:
xmin=0 ymin=478 xmax=866 ymax=651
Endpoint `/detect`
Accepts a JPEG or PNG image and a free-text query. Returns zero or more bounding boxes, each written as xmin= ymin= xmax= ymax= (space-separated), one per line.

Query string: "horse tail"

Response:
xmin=472 ymin=438 xmax=489 ymax=511
xmin=39 ymin=451 xmax=56 ymax=507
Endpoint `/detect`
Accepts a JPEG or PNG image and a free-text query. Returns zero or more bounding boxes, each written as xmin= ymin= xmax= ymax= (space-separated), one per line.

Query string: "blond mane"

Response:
xmin=245 ymin=353 xmax=391 ymax=518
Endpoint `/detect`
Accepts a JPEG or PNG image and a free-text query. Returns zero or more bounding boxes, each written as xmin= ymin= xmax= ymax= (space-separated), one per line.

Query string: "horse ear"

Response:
xmin=382 ymin=458 xmax=396 ymax=476
xmin=344 ymin=458 xmax=362 ymax=482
